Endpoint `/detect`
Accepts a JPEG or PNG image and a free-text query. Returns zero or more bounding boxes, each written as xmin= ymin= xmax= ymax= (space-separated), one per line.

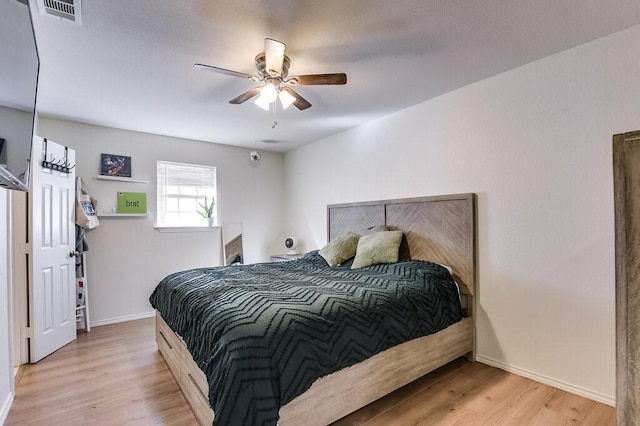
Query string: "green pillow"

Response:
xmin=351 ymin=230 xmax=403 ymax=269
xmin=319 ymin=231 xmax=361 ymax=266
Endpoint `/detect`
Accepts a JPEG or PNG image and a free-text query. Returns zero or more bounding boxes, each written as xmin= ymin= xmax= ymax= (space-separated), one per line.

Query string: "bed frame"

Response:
xmin=155 ymin=193 xmax=477 ymax=425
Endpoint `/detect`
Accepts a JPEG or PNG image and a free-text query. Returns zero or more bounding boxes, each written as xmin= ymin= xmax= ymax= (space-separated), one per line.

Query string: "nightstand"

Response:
xmin=270 ymin=253 xmax=303 ymax=262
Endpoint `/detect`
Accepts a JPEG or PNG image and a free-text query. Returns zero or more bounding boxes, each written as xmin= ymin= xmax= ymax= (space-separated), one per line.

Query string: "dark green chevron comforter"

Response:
xmin=149 ymin=250 xmax=461 ymax=426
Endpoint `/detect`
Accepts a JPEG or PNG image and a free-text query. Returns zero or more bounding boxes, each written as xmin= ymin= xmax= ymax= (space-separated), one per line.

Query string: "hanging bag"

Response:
xmin=75 ymin=177 xmax=100 ymax=230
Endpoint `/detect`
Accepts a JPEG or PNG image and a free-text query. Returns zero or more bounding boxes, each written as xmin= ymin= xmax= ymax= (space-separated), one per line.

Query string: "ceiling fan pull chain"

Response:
xmin=272 ymin=103 xmax=278 ymax=128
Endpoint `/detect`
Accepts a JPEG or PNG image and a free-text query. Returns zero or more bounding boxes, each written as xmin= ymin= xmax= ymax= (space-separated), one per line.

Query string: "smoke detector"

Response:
xmin=250 ymin=150 xmax=261 ymax=162
xmin=36 ymin=0 xmax=82 ymax=24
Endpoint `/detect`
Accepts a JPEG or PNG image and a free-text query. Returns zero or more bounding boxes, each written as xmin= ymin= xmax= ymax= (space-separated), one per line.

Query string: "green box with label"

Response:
xmin=117 ymin=192 xmax=147 ymax=214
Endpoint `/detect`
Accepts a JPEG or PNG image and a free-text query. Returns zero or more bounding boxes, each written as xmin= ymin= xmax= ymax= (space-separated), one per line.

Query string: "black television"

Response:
xmin=0 ymin=0 xmax=39 ymax=191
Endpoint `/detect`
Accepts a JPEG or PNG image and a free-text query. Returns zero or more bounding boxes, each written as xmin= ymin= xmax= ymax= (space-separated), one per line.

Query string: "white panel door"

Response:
xmin=29 ymin=137 xmax=77 ymax=362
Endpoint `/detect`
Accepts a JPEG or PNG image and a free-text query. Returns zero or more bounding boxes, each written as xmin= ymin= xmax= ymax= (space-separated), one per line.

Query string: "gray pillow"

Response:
xmin=319 ymin=231 xmax=361 ymax=266
xmin=351 ymin=230 xmax=403 ymax=269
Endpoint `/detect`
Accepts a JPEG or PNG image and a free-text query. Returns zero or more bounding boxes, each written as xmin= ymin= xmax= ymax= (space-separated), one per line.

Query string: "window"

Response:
xmin=157 ymin=161 xmax=216 ymax=227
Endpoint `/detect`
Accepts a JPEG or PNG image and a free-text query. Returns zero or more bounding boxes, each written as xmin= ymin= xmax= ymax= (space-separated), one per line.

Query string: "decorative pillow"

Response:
xmin=437 ymin=263 xmax=453 ymax=275
xmin=351 ymin=230 xmax=403 ymax=269
xmin=319 ymin=231 xmax=361 ymax=266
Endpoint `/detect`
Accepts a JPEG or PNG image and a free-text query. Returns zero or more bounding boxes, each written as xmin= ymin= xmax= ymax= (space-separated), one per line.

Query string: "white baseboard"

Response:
xmin=0 ymin=391 xmax=14 ymax=425
xmin=476 ymin=355 xmax=615 ymax=407
xmin=90 ymin=311 xmax=155 ymax=327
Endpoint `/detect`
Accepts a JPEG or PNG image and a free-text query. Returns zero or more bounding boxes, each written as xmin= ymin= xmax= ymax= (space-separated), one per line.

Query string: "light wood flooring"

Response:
xmin=6 ymin=318 xmax=614 ymax=425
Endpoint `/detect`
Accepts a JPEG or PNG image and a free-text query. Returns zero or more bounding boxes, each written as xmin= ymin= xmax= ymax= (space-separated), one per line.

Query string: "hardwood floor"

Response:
xmin=6 ymin=318 xmax=613 ymax=425
xmin=6 ymin=318 xmax=197 ymax=426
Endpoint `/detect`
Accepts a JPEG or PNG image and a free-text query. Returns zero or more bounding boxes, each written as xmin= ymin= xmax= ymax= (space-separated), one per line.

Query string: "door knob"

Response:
xmin=69 ymin=251 xmax=79 ymax=258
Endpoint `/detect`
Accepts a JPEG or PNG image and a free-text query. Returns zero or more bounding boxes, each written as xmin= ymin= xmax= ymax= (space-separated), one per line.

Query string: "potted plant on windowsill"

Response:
xmin=198 ymin=196 xmax=216 ymax=226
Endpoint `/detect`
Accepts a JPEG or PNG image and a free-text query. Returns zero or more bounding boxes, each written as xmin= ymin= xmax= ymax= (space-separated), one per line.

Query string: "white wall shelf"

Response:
xmin=95 ymin=175 xmax=149 ymax=183
xmin=97 ymin=212 xmax=149 ymax=218
xmin=155 ymin=226 xmax=219 ymax=233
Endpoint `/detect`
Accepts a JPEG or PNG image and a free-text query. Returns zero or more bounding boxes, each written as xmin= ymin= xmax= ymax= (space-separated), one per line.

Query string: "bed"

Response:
xmin=152 ymin=193 xmax=477 ymax=425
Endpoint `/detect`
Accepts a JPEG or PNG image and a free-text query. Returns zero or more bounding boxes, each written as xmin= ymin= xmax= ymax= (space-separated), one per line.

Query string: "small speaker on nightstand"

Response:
xmin=285 ymin=237 xmax=298 ymax=254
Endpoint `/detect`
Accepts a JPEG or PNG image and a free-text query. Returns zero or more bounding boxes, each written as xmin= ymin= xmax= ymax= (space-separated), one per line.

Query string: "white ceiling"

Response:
xmin=29 ymin=0 xmax=640 ymax=153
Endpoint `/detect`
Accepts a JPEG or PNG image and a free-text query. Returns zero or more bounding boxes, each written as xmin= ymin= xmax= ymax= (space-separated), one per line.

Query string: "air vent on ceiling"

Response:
xmin=36 ymin=0 xmax=82 ymax=25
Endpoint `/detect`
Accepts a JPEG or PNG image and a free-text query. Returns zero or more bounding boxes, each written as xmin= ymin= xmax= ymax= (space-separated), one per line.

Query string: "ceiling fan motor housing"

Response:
xmin=255 ymin=53 xmax=291 ymax=79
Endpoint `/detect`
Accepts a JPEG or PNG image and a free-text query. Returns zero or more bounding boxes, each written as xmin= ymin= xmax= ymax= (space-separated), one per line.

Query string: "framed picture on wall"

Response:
xmin=100 ymin=153 xmax=132 ymax=177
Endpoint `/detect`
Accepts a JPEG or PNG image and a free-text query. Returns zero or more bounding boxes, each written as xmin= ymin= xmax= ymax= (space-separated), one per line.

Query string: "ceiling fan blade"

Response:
xmin=264 ymin=38 xmax=285 ymax=77
xmin=229 ymin=87 xmax=262 ymax=104
xmin=193 ymin=63 xmax=256 ymax=80
xmin=287 ymin=73 xmax=347 ymax=85
xmin=281 ymin=87 xmax=312 ymax=110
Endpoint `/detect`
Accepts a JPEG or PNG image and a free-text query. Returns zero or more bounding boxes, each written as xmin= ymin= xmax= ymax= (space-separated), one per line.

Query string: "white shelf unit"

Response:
xmin=95 ymin=175 xmax=149 ymax=183
xmin=97 ymin=212 xmax=149 ymax=218
xmin=94 ymin=174 xmax=149 ymax=216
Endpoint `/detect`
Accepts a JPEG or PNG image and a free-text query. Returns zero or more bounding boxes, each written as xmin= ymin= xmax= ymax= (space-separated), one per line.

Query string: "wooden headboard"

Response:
xmin=327 ymin=193 xmax=477 ymax=299
xmin=224 ymin=233 xmax=243 ymax=264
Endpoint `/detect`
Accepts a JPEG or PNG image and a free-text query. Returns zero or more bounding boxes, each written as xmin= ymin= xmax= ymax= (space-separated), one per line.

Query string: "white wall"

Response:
xmin=0 ymin=189 xmax=14 ymax=423
xmin=0 ymin=106 xmax=31 ymax=178
xmin=284 ymin=24 xmax=640 ymax=403
xmin=38 ymin=119 xmax=286 ymax=324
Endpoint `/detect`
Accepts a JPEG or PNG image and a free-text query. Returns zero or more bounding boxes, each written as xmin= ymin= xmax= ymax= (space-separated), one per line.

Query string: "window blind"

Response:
xmin=157 ymin=161 xmax=217 ymax=227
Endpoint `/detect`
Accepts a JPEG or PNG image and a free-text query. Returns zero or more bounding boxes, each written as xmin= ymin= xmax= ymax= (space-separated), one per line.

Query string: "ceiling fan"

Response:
xmin=194 ymin=38 xmax=347 ymax=111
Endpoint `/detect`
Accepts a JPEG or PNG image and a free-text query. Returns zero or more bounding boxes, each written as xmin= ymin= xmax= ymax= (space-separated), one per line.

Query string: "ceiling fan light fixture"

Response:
xmin=260 ymin=83 xmax=278 ymax=103
xmin=254 ymin=95 xmax=271 ymax=111
xmin=254 ymin=83 xmax=278 ymax=110
xmin=278 ymin=89 xmax=296 ymax=110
